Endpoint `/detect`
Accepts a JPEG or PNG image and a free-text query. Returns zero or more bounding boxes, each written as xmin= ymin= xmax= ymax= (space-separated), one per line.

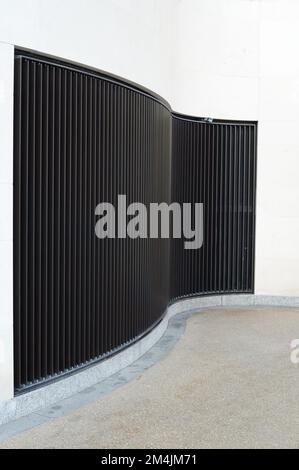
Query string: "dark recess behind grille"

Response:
xmin=13 ymin=52 xmax=257 ymax=392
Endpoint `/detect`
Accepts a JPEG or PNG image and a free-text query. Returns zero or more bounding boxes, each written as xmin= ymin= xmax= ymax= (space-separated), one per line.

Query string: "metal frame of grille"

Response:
xmin=13 ymin=51 xmax=257 ymax=393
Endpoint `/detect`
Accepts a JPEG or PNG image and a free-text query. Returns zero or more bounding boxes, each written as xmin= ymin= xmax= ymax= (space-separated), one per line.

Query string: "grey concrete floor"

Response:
xmin=1 ymin=307 xmax=299 ymax=449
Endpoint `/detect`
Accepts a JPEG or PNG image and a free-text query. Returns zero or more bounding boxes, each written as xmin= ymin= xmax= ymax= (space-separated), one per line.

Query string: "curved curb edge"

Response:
xmin=1 ymin=293 xmax=299 ymax=426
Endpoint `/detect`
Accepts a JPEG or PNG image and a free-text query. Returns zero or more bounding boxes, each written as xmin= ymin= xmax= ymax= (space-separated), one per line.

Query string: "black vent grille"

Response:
xmin=13 ymin=52 xmax=257 ymax=392
xmin=171 ymin=117 xmax=257 ymax=299
xmin=14 ymin=54 xmax=171 ymax=391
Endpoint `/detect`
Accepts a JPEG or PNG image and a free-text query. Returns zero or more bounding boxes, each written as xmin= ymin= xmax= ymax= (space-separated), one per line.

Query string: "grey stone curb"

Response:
xmin=0 ymin=293 xmax=299 ymax=428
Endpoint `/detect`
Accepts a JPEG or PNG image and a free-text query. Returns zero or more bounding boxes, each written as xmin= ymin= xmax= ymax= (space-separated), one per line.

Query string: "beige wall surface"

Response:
xmin=0 ymin=42 xmax=14 ymax=401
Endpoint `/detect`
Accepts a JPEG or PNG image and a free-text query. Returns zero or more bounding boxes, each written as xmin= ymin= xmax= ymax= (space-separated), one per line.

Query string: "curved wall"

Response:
xmin=0 ymin=0 xmax=177 ymax=403
xmin=1 ymin=0 xmax=299 ymax=402
xmin=0 ymin=0 xmax=175 ymax=105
